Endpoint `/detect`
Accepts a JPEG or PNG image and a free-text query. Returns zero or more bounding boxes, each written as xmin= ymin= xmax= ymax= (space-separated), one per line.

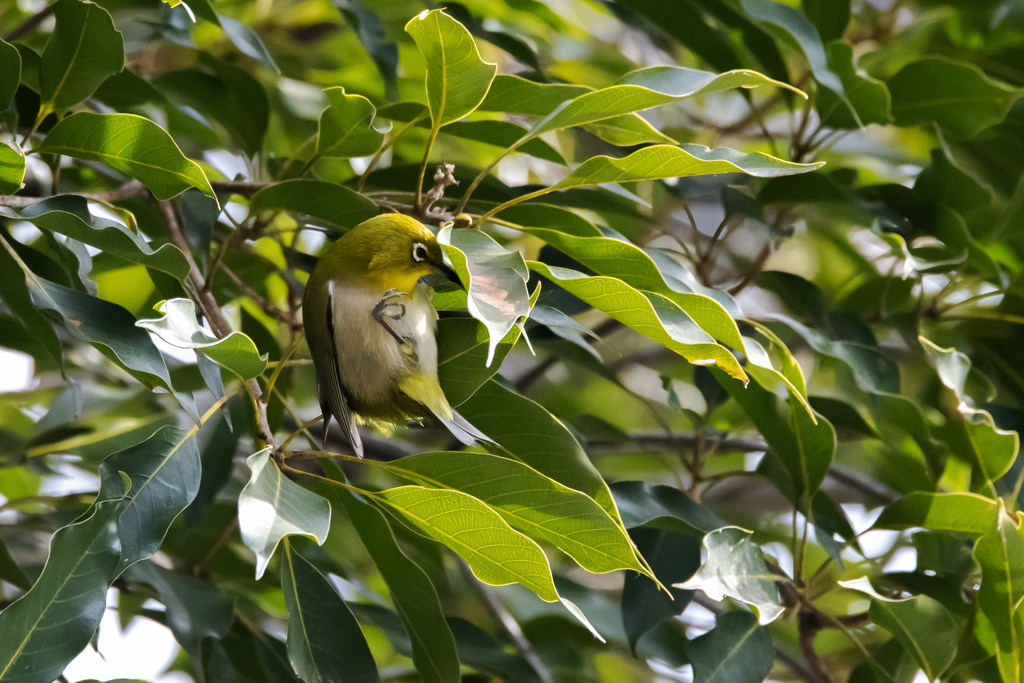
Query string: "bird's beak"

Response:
xmin=433 ymin=262 xmax=464 ymax=289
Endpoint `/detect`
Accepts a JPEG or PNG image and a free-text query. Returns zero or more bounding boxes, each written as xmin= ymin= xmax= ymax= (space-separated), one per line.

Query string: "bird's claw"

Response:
xmin=373 ymin=289 xmax=413 ymax=346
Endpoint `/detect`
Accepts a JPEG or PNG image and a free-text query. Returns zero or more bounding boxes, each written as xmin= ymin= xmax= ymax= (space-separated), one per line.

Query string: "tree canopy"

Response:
xmin=2 ymin=0 xmax=1024 ymax=682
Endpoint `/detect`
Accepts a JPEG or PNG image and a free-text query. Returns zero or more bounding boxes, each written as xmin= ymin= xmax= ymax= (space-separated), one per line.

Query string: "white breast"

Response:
xmin=329 ymin=281 xmax=438 ymax=408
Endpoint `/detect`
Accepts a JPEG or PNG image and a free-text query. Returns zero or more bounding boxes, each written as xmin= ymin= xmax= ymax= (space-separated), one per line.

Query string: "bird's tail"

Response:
xmin=433 ymin=408 xmax=500 ymax=450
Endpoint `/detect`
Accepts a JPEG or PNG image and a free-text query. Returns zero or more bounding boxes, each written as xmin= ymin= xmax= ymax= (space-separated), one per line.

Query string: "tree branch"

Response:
xmin=4 ymin=5 xmax=53 ymax=42
xmin=0 ymin=179 xmax=271 ymax=208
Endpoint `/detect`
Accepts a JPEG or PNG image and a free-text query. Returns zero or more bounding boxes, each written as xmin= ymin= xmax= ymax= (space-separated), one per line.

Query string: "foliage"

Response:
xmin=3 ymin=0 xmax=1024 ymax=682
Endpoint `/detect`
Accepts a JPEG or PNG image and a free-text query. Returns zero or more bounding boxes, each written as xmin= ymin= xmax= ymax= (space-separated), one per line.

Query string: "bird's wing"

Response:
xmin=317 ymin=285 xmax=363 ymax=457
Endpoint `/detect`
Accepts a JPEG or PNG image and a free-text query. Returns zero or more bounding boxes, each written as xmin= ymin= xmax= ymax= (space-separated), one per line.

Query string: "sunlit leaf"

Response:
xmin=974 ymin=505 xmax=1024 ymax=683
xmin=873 ymin=492 xmax=999 ymax=535
xmin=0 ymin=142 xmax=25 ymax=194
xmin=316 ymin=87 xmax=384 ymax=159
xmin=238 ymin=448 xmax=331 ymax=579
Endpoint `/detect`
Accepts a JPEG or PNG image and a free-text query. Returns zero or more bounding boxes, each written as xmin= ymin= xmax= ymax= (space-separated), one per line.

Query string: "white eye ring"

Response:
xmin=412 ymin=242 xmax=428 ymax=262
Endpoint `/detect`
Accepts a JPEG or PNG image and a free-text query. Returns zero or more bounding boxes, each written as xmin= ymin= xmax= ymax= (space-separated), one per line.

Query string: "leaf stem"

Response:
xmin=416 ymin=126 xmax=441 ymax=209
xmin=357 ymin=114 xmax=428 ymax=192
xmin=455 ymin=136 xmax=529 ymax=215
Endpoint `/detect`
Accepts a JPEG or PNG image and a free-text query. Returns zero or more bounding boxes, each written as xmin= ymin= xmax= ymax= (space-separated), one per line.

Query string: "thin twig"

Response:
xmin=419 ymin=163 xmax=458 ymax=220
xmin=218 ymin=262 xmax=297 ymax=328
xmin=4 ymin=5 xmax=53 ymax=41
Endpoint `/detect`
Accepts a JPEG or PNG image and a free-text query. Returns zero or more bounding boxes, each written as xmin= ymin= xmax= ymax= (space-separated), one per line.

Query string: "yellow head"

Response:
xmin=320 ymin=214 xmax=459 ymax=292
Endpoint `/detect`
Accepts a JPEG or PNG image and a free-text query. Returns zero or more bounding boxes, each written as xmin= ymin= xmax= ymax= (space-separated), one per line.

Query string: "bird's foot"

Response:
xmin=373 ymin=289 xmax=413 ymax=346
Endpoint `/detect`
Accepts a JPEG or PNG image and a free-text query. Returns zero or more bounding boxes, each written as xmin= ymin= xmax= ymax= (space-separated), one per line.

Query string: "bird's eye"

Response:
xmin=412 ymin=242 xmax=428 ymax=262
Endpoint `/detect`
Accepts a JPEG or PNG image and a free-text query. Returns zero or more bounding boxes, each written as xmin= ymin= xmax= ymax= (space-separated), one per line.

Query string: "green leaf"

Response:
xmin=2 ymin=196 xmax=191 ymax=280
xmin=327 ymin=466 xmax=460 ymax=683
xmin=739 ymin=0 xmax=852 ymax=115
xmin=478 ymin=75 xmax=589 ymax=116
xmin=685 ymin=611 xmax=775 ymax=683
xmin=817 ymin=42 xmax=890 ymax=129
xmin=0 ymin=143 xmax=24 ymax=195
xmin=153 ymin=54 xmax=269 ymax=156
xmin=582 ymin=114 xmax=677 ymax=146
xmin=678 ymin=527 xmax=783 ymax=624
xmin=182 ymin=0 xmax=281 ymax=73
xmin=248 ymin=180 xmax=379 ymax=230
xmin=96 ymin=425 xmax=200 ymax=573
xmin=335 ymin=0 xmax=399 ymax=99
xmin=125 ymin=560 xmax=234 ymax=659
xmin=622 ymin=528 xmax=700 ymax=654
xmin=0 ymin=237 xmax=63 ymax=373
xmin=441 ymin=121 xmax=566 ymax=164
xmin=456 ymin=379 xmax=623 ymax=527
xmin=280 ymin=540 xmax=380 ymax=683
xmin=316 ymin=87 xmax=384 ymax=159
xmin=888 ymin=57 xmax=1022 ymax=140
xmin=34 ymin=113 xmax=215 ymax=200
xmin=714 ymin=367 xmax=834 ymax=507
xmin=839 ymin=576 xmax=960 ymax=680
xmin=528 ymin=262 xmax=746 ymax=380
xmin=404 ymin=9 xmax=497 ymax=127
xmin=238 ymin=448 xmax=331 ymax=579
xmin=974 ymin=506 xmax=1024 ymax=683
xmin=527 ymin=66 xmax=805 ymax=138
xmin=514 ymin=228 xmax=744 ymax=349
xmin=0 ymin=37 xmax=20 ymax=106
xmin=437 ymin=318 xmax=522 ymax=406
xmin=0 ymin=500 xmax=123 ymax=683
xmin=0 ymin=538 xmax=31 ymax=592
xmin=611 ymin=481 xmax=725 ymax=535
xmin=38 ymin=0 xmax=124 ymax=118
xmin=380 ymin=450 xmax=649 ymax=576
xmin=438 ymin=225 xmax=531 ymax=366
xmin=803 ymin=0 xmax=850 ymax=42
xmin=136 ymin=298 xmax=268 ymax=380
xmin=371 ymin=484 xmax=559 ymax=601
xmin=873 ymin=492 xmax=999 ymax=535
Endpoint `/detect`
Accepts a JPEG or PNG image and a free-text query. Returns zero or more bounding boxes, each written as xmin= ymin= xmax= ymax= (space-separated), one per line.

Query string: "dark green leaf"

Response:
xmin=316 ymin=88 xmax=384 ymax=159
xmin=0 ymin=235 xmax=63 ymax=373
xmin=35 ymin=113 xmax=215 ymax=200
xmin=611 ymin=481 xmax=725 ymax=535
xmin=685 ymin=611 xmax=774 ymax=683
xmin=802 ymin=0 xmax=849 ymax=42
xmin=888 ymin=57 xmax=1022 ymax=140
xmin=0 ymin=38 xmax=20 ymax=106
xmin=442 ymin=120 xmax=565 ymax=164
xmin=974 ymin=506 xmax=1024 ymax=683
xmin=437 ymin=318 xmax=522 ymax=406
xmin=216 ymin=13 xmax=279 ymax=73
xmin=39 ymin=0 xmax=124 ymax=117
xmin=334 ymin=0 xmax=398 ymax=100
xmin=280 ymin=540 xmax=380 ymax=683
xmin=0 ymin=537 xmax=31 ymax=591
xmin=817 ymin=42 xmax=890 ymax=129
xmin=0 ymin=500 xmax=123 ymax=683
xmin=248 ymin=180 xmax=379 ymax=230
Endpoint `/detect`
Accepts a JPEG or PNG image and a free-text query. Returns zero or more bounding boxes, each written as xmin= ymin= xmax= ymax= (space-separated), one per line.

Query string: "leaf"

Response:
xmin=514 ymin=227 xmax=744 ymax=349
xmin=839 ymin=576 xmax=960 ymax=680
xmin=0 ymin=500 xmax=123 ymax=683
xmin=96 ymin=425 xmax=200 ymax=573
xmin=678 ymin=527 xmax=783 ymax=624
xmin=974 ymin=506 xmax=1024 ymax=683
xmin=136 ymin=298 xmax=268 ymax=380
xmin=872 ymin=492 xmax=999 ymax=535
xmin=621 ymin=528 xmax=700 ymax=654
xmin=2 ymin=196 xmax=191 ymax=280
xmin=316 ymin=87 xmax=384 ymax=159
xmin=888 ymin=57 xmax=1022 ymax=140
xmin=713 ymin=367 xmax=834 ymax=508
xmin=34 ymin=113 xmax=215 ymax=200
xmin=404 ymin=9 xmax=497 ymax=127
xmin=685 ymin=611 xmax=775 ymax=683
xmin=803 ymin=0 xmax=850 ymax=42
xmin=816 ymin=42 xmax=890 ymax=129
xmin=437 ymin=318 xmax=523 ymax=406
xmin=153 ymin=54 xmax=269 ymax=156
xmin=582 ymin=114 xmax=677 ymax=146
xmin=528 ymin=262 xmax=746 ymax=380
xmin=248 ymin=180 xmax=379 ymax=230
xmin=478 ymin=75 xmax=589 ymax=116
xmin=447 ymin=617 xmax=543 ymax=683
xmin=739 ymin=0 xmax=852 ymax=115
xmin=527 ymin=66 xmax=805 ymax=137
xmin=38 ymin=0 xmax=124 ymax=117
xmin=334 ymin=0 xmax=399 ymax=100
xmin=0 ymin=142 xmax=24 ymax=195
xmin=125 ymin=560 xmax=234 ymax=659
xmin=371 ymin=484 xmax=559 ymax=601
xmin=0 ymin=538 xmax=31 ymax=591
xmin=380 ymin=450 xmax=648 ymax=576
xmin=0 ymin=238 xmax=63 ymax=373
xmin=442 ymin=121 xmax=566 ymax=164
xmin=0 ymin=37 xmax=20 ymax=106
xmin=438 ymin=225 xmax=531 ymax=366
xmin=238 ymin=448 xmax=331 ymax=579
xmin=280 ymin=540 xmax=380 ymax=683
xmin=327 ymin=466 xmax=460 ymax=683
xmin=216 ymin=13 xmax=279 ymax=73
xmin=456 ymin=379 xmax=622 ymax=526
xmin=611 ymin=481 xmax=725 ymax=535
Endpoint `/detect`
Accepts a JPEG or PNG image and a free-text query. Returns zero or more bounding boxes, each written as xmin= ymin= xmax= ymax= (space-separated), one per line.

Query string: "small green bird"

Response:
xmin=303 ymin=213 xmax=494 ymax=457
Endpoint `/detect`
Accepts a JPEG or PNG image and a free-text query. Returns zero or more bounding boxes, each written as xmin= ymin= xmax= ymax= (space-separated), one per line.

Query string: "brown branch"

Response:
xmin=0 ymin=178 xmax=270 ymax=208
xmin=218 ymin=262 xmax=298 ymax=329
xmin=728 ymin=242 xmax=772 ymax=296
xmin=4 ymin=5 xmax=53 ymax=42
xmin=160 ymin=200 xmax=274 ymax=447
xmin=799 ymin=611 xmax=836 ymax=683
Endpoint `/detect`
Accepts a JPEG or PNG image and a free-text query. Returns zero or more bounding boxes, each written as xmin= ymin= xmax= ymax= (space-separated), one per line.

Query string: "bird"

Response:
xmin=303 ymin=213 xmax=496 ymax=457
